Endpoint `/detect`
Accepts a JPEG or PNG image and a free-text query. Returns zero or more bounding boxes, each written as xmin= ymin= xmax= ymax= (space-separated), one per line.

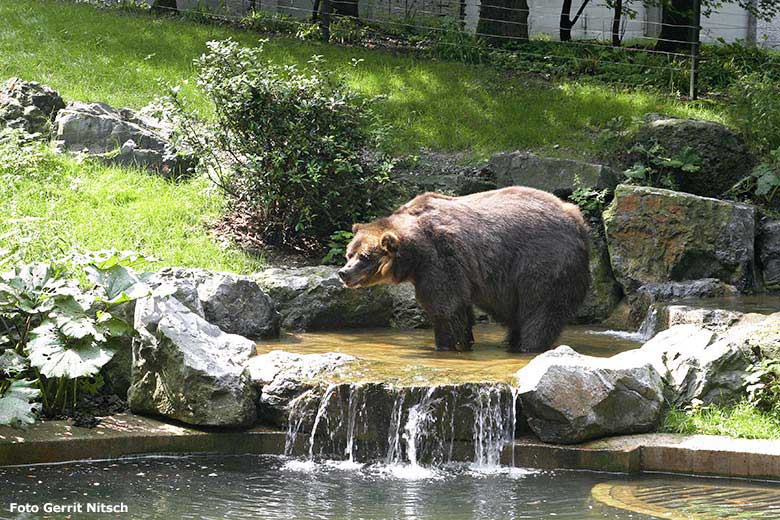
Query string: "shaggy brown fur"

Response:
xmin=338 ymin=187 xmax=591 ymax=352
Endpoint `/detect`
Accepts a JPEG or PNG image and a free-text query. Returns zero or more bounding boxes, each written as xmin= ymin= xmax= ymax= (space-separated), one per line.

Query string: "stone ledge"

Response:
xmin=504 ymin=433 xmax=780 ymax=480
xmin=0 ymin=413 xmax=286 ymax=466
xmin=3 ymin=415 xmax=780 ymax=481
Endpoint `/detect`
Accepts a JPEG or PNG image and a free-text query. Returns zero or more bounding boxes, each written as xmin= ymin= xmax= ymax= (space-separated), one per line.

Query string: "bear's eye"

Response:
xmin=359 ymin=253 xmax=371 ymax=261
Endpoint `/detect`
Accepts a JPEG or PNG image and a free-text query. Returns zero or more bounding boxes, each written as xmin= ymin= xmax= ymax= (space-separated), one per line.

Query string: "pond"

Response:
xmin=255 ymin=323 xmax=642 ymax=384
xmin=1 ymin=454 xmax=779 ymax=520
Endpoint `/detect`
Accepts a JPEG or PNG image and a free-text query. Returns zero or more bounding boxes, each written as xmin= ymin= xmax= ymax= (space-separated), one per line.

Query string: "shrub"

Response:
xmin=623 ymin=143 xmax=701 ymax=190
xmin=240 ymin=10 xmax=301 ymax=35
xmin=729 ymin=148 xmax=780 ymax=209
xmin=729 ymin=72 xmax=780 ymax=156
xmin=0 ymin=252 xmax=155 ymax=428
xmin=423 ymin=17 xmax=487 ymax=64
xmin=174 ymin=40 xmax=396 ymax=253
xmin=330 ymin=16 xmax=368 ymax=45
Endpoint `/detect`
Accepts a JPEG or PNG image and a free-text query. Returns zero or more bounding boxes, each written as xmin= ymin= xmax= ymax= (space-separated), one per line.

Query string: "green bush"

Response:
xmin=174 ymin=39 xmax=396 ymax=253
xmin=240 ymin=9 xmax=302 ymax=35
xmin=730 ymin=148 xmax=780 ymax=209
xmin=330 ymin=16 xmax=368 ymax=45
xmin=0 ymin=252 xmax=155 ymax=428
xmin=623 ymin=143 xmax=701 ymax=190
xmin=730 ymin=72 xmax=780 ymax=155
xmin=423 ymin=17 xmax=488 ymax=65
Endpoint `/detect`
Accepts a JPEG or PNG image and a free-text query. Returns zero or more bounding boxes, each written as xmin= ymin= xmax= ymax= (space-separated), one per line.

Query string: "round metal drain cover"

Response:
xmin=592 ymin=480 xmax=780 ymax=519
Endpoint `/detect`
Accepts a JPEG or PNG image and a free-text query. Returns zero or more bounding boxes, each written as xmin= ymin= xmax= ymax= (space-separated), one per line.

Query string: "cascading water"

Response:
xmin=283 ymin=381 xmax=520 ymax=476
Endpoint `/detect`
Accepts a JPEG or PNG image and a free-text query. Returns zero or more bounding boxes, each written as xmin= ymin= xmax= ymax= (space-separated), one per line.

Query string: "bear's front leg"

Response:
xmin=432 ymin=306 xmax=474 ymax=352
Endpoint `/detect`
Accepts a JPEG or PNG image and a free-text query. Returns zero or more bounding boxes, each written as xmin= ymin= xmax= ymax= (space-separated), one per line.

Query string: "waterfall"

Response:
xmin=283 ymin=382 xmax=520 ymax=472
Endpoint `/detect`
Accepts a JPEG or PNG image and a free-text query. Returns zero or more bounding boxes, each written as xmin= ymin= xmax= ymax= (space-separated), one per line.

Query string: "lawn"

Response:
xmin=0 ymin=0 xmax=730 ymax=272
xmin=0 ymin=0 xmax=727 ymax=158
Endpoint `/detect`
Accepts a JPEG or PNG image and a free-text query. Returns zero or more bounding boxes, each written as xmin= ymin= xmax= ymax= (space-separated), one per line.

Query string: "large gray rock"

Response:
xmin=0 ymin=77 xmax=65 ymax=136
xmin=52 ymin=101 xmax=194 ymax=177
xmin=246 ymin=350 xmax=355 ymax=426
xmin=150 ymin=268 xmax=280 ymax=339
xmin=128 ymin=296 xmax=258 ymax=427
xmin=636 ymin=324 xmax=758 ymax=406
xmin=576 ymin=224 xmax=623 ymax=323
xmin=603 ymin=185 xmax=757 ymax=293
xmin=759 ymin=219 xmax=780 ymax=289
xmin=254 ymin=266 xmax=394 ymax=331
xmin=516 ymin=345 xmax=664 ymax=444
xmin=387 ymin=283 xmax=430 ymax=329
xmin=628 ymin=278 xmax=739 ymax=329
xmin=488 ymin=151 xmax=619 ymax=197
xmin=634 ymin=116 xmax=752 ymax=198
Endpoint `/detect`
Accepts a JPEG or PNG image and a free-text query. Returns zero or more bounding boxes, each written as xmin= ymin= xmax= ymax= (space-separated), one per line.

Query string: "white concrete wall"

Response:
xmin=757 ymin=15 xmax=780 ymax=48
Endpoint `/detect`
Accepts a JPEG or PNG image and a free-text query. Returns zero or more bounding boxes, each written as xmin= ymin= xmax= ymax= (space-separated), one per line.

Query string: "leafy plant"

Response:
xmin=322 ymin=230 xmax=354 ymax=265
xmin=569 ymin=184 xmax=610 ymax=219
xmin=330 ymin=16 xmax=368 ymax=45
xmin=240 ymin=9 xmax=301 ymax=35
xmin=624 ymin=143 xmax=701 ymax=190
xmin=171 ymin=39 xmax=397 ymax=254
xmin=0 ymin=251 xmax=154 ymax=427
xmin=730 ymin=148 xmax=780 ymax=208
xmin=729 ymin=72 xmax=780 ymax=155
xmin=423 ymin=17 xmax=487 ymax=65
xmin=746 ymin=359 xmax=780 ymax=413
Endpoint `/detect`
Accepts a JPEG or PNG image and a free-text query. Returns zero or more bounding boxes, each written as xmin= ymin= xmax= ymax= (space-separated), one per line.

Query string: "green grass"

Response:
xmin=661 ymin=401 xmax=780 ymax=440
xmin=0 ymin=143 xmax=264 ymax=272
xmin=0 ymin=0 xmax=730 ymax=270
xmin=0 ymin=0 xmax=727 ymax=159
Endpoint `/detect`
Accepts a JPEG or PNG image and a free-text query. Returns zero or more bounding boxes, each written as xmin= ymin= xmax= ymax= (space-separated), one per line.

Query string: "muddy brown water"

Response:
xmin=255 ymin=323 xmax=641 ymax=385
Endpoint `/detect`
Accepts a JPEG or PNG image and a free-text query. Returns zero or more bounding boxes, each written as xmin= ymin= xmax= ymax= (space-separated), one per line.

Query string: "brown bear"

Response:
xmin=338 ymin=187 xmax=591 ymax=353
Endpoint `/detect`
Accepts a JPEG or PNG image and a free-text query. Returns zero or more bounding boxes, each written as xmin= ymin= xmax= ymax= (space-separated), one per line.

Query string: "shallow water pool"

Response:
xmin=2 ymin=455 xmax=779 ymax=520
xmin=255 ymin=323 xmax=641 ymax=384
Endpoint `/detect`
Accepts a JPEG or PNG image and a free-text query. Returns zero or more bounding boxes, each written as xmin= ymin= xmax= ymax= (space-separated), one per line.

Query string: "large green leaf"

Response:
xmin=85 ymin=264 xmax=150 ymax=304
xmin=0 ymin=379 xmax=40 ymax=428
xmin=27 ymin=323 xmax=115 ymax=378
xmin=0 ymin=350 xmax=28 ymax=375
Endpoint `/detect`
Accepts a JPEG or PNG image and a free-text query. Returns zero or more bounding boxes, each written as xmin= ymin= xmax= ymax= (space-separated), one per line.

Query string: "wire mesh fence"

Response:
xmin=112 ymin=0 xmax=780 ymax=97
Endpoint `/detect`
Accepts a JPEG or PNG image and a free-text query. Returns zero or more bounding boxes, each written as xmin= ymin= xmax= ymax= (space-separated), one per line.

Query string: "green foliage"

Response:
xmin=240 ymin=9 xmax=302 ymax=35
xmin=624 ymin=143 xmax=701 ymax=190
xmin=330 ymin=16 xmax=368 ymax=45
xmin=729 ymin=148 xmax=780 ymax=208
xmin=422 ymin=17 xmax=488 ymax=65
xmin=322 ymin=230 xmax=355 ymax=265
xmin=661 ymin=400 xmax=780 ymax=440
xmin=746 ymin=358 xmax=780 ymax=413
xmin=174 ymin=39 xmax=397 ymax=252
xmin=569 ymin=180 xmax=610 ymax=219
xmin=0 ymin=252 xmax=156 ymax=426
xmin=729 ymin=72 xmax=780 ymax=155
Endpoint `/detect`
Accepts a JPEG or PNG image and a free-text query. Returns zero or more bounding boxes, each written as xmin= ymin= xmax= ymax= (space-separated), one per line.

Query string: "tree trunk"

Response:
xmin=477 ymin=0 xmax=530 ymax=45
xmin=560 ymin=0 xmax=593 ymax=42
xmin=331 ymin=0 xmax=359 ymax=17
xmin=655 ymin=0 xmax=695 ymax=52
xmin=611 ymin=0 xmax=623 ymax=46
xmin=560 ymin=0 xmax=574 ymax=41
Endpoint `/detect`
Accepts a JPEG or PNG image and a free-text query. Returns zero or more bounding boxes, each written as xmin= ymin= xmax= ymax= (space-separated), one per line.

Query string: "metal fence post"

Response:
xmin=321 ymin=0 xmax=331 ymax=42
xmin=689 ymin=0 xmax=702 ymax=99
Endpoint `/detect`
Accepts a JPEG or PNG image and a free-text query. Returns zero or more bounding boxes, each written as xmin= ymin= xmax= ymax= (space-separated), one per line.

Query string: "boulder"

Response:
xmin=395 ymin=152 xmax=496 ymax=196
xmin=128 ymin=296 xmax=258 ymax=427
xmin=246 ymin=350 xmax=355 ymax=426
xmin=52 ymin=101 xmax=194 ymax=177
xmin=150 ymin=268 xmax=280 ymax=339
xmin=387 ymin=283 xmax=430 ymax=329
xmin=516 ymin=345 xmax=664 ymax=444
xmin=0 ymin=77 xmax=65 ymax=136
xmin=576 ymin=224 xmax=623 ymax=323
xmin=628 ymin=278 xmax=739 ymax=329
xmin=253 ymin=266 xmax=394 ymax=331
xmin=637 ymin=324 xmax=758 ymax=406
xmin=603 ymin=185 xmax=757 ymax=293
xmin=759 ymin=219 xmax=780 ymax=289
xmin=488 ymin=151 xmax=619 ymax=197
xmin=634 ymin=116 xmax=752 ymax=198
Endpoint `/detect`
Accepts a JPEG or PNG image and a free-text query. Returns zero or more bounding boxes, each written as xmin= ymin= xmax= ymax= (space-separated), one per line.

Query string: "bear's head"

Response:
xmin=338 ymin=221 xmax=400 ymax=288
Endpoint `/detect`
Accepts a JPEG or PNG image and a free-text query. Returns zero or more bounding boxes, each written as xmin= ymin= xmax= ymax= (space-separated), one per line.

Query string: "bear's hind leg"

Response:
xmin=514 ymin=306 xmax=566 ymax=353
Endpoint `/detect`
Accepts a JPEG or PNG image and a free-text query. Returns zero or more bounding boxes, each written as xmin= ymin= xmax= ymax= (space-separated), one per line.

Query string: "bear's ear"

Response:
xmin=352 ymin=223 xmax=364 ymax=233
xmin=380 ymin=232 xmax=400 ymax=254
